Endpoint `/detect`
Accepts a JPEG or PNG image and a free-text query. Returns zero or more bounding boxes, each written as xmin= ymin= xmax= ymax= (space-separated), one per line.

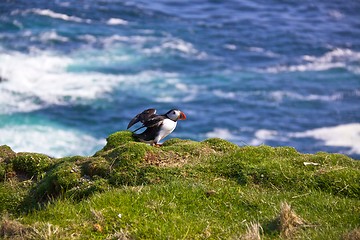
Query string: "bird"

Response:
xmin=127 ymin=108 xmax=186 ymax=146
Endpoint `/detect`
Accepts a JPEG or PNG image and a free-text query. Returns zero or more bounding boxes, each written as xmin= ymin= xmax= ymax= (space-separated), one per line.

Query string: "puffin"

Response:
xmin=127 ymin=108 xmax=186 ymax=146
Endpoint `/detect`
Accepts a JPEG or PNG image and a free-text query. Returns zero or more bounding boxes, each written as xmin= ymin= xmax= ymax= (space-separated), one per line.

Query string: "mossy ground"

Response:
xmin=0 ymin=131 xmax=359 ymax=239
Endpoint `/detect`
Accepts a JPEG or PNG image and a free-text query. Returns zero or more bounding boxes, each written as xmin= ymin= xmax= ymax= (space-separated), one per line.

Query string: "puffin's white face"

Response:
xmin=166 ymin=109 xmax=186 ymax=121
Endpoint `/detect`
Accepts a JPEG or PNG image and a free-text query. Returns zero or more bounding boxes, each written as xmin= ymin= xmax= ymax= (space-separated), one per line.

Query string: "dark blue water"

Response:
xmin=1 ymin=0 xmax=359 ymax=159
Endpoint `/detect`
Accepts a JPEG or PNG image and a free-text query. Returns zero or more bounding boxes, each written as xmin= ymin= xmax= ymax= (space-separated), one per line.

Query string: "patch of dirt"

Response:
xmin=144 ymin=151 xmax=190 ymax=167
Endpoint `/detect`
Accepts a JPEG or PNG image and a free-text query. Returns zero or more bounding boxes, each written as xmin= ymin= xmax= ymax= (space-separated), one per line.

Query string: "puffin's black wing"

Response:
xmin=131 ymin=114 xmax=165 ymax=133
xmin=142 ymin=115 xmax=166 ymax=128
xmin=127 ymin=108 xmax=157 ymax=129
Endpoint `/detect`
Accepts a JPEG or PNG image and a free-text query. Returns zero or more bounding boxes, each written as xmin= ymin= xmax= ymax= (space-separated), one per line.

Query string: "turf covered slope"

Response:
xmin=0 ymin=131 xmax=359 ymax=239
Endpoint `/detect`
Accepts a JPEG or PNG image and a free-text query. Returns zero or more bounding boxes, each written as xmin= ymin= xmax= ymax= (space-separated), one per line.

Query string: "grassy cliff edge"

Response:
xmin=0 ymin=131 xmax=359 ymax=239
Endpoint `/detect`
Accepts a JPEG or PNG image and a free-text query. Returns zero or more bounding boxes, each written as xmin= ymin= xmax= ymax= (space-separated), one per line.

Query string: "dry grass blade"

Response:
xmin=106 ymin=228 xmax=132 ymax=240
xmin=279 ymin=202 xmax=307 ymax=238
xmin=91 ymin=208 xmax=104 ymax=222
xmin=31 ymin=222 xmax=60 ymax=239
xmin=241 ymin=222 xmax=262 ymax=240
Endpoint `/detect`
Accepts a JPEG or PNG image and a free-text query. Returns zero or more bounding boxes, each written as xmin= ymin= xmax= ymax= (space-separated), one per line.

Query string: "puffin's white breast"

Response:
xmin=155 ymin=118 xmax=177 ymax=143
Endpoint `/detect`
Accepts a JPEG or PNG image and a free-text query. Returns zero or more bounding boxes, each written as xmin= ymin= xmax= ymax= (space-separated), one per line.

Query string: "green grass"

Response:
xmin=0 ymin=131 xmax=359 ymax=239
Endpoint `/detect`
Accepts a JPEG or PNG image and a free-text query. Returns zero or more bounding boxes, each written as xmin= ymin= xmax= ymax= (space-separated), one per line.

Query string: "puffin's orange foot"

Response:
xmin=153 ymin=143 xmax=162 ymax=147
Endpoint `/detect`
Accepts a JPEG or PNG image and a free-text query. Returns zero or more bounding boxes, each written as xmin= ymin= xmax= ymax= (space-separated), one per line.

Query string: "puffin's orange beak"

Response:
xmin=179 ymin=112 xmax=186 ymax=120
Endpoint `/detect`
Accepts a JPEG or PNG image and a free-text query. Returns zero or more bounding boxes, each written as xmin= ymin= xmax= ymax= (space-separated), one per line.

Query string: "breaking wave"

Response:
xmin=0 ymin=50 xmax=121 ymax=113
xmin=0 ymin=124 xmax=105 ymax=157
xmin=250 ymin=123 xmax=360 ymax=156
xmin=290 ymin=123 xmax=360 ymax=155
xmin=265 ymin=48 xmax=360 ymax=74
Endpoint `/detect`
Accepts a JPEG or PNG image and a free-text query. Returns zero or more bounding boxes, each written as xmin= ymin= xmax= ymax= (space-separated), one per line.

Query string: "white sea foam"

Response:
xmin=269 ymin=91 xmax=343 ymax=102
xmin=213 ymin=89 xmax=343 ymax=103
xmin=266 ymin=48 xmax=360 ymax=74
xmin=224 ymin=44 xmax=237 ymax=50
xmin=250 ymin=129 xmax=278 ymax=145
xmin=37 ymin=30 xmax=69 ymax=42
xmin=12 ymin=20 xmax=23 ymax=29
xmin=151 ymin=76 xmax=201 ymax=103
xmin=97 ymin=34 xmax=208 ymax=59
xmin=245 ymin=124 xmax=360 ymax=156
xmin=100 ymin=34 xmax=152 ymax=47
xmin=205 ymin=128 xmax=239 ymax=140
xmin=266 ymin=61 xmax=344 ymax=73
xmin=0 ymin=50 xmax=124 ymax=113
xmin=143 ymin=38 xmax=197 ymax=55
xmin=213 ymin=89 xmax=237 ymax=99
xmin=290 ymin=123 xmax=360 ymax=155
xmin=78 ymin=34 xmax=97 ymax=44
xmin=248 ymin=47 xmax=278 ymax=57
xmin=213 ymin=89 xmax=261 ymax=102
xmin=107 ymin=18 xmax=128 ymax=25
xmin=0 ymin=125 xmax=106 ymax=157
xmin=142 ymin=37 xmax=208 ymax=59
xmin=30 ymin=9 xmax=91 ymax=23
xmin=328 ymin=10 xmax=343 ymax=20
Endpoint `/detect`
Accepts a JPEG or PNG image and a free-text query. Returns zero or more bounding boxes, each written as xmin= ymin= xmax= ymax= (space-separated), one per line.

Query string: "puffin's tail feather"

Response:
xmin=132 ymin=132 xmax=150 ymax=144
xmin=132 ymin=128 xmax=156 ymax=144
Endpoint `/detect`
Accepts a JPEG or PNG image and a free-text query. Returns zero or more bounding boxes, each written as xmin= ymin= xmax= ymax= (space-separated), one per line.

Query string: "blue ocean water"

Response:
xmin=0 ymin=0 xmax=359 ymax=159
